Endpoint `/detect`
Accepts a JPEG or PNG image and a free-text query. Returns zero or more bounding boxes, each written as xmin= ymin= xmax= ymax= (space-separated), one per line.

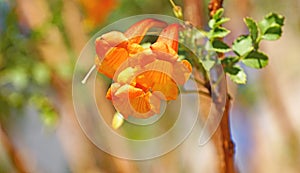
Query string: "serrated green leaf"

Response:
xmin=228 ymin=66 xmax=247 ymax=84
xmin=212 ymin=40 xmax=231 ymax=53
xmin=242 ymin=51 xmax=268 ymax=68
xmin=244 ymin=17 xmax=259 ymax=43
xmin=262 ymin=26 xmax=282 ymax=40
xmin=211 ymin=27 xmax=231 ymax=38
xmin=232 ymin=35 xmax=253 ymax=56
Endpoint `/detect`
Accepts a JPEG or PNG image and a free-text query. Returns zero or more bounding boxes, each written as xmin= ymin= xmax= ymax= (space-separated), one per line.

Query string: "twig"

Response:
xmin=208 ymin=0 xmax=224 ymax=17
xmin=208 ymin=1 xmax=237 ymax=173
xmin=219 ymin=95 xmax=236 ymax=173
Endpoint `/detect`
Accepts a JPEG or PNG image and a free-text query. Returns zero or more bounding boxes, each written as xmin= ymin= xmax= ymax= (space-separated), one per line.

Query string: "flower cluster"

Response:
xmin=95 ymin=19 xmax=192 ymax=119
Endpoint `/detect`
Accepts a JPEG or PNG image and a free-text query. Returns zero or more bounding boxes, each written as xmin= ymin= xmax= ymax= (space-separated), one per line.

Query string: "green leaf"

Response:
xmin=222 ymin=57 xmax=240 ymax=75
xmin=224 ymin=65 xmax=240 ymax=75
xmin=208 ymin=19 xmax=216 ymax=29
xmin=232 ymin=35 xmax=253 ymax=56
xmin=259 ymin=13 xmax=284 ymax=34
xmin=221 ymin=56 xmax=238 ymax=67
xmin=211 ymin=27 xmax=231 ymax=38
xmin=244 ymin=17 xmax=259 ymax=43
xmin=262 ymin=26 xmax=282 ymax=40
xmin=265 ymin=13 xmax=284 ymax=26
xmin=215 ymin=17 xmax=230 ymax=27
xmin=213 ymin=8 xmax=224 ymax=20
xmin=212 ymin=40 xmax=231 ymax=53
xmin=242 ymin=51 xmax=268 ymax=69
xmin=228 ymin=66 xmax=247 ymax=84
xmin=209 ymin=17 xmax=230 ymax=29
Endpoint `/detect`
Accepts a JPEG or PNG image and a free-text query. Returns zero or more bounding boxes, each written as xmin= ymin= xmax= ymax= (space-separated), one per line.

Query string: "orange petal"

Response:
xmin=130 ymin=91 xmax=160 ymax=118
xmin=151 ymin=77 xmax=178 ymax=100
xmin=172 ymin=60 xmax=192 ymax=85
xmin=130 ymin=92 xmax=151 ymax=114
xmin=97 ymin=47 xmax=129 ymax=78
xmin=113 ymin=50 xmax=156 ymax=82
xmin=149 ymin=92 xmax=161 ymax=114
xmin=156 ymin=23 xmax=182 ymax=52
xmin=95 ymin=31 xmax=128 ymax=59
xmin=136 ymin=60 xmax=179 ymax=100
xmin=108 ymin=84 xmax=160 ymax=118
xmin=114 ymin=84 xmax=144 ymax=99
xmin=106 ymin=83 xmax=121 ymax=100
xmin=150 ymin=42 xmax=178 ymax=62
xmin=116 ymin=67 xmax=138 ymax=84
xmin=127 ymin=43 xmax=144 ymax=56
xmin=126 ymin=50 xmax=156 ymax=67
xmin=124 ymin=18 xmax=167 ymax=44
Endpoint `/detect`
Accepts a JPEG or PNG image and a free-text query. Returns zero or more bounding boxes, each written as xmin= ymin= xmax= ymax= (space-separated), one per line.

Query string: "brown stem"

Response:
xmin=183 ymin=0 xmax=204 ymax=28
xmin=208 ymin=0 xmax=224 ymax=17
xmin=219 ymin=95 xmax=236 ymax=173
xmin=0 ymin=123 xmax=28 ymax=173
xmin=208 ymin=1 xmax=237 ymax=173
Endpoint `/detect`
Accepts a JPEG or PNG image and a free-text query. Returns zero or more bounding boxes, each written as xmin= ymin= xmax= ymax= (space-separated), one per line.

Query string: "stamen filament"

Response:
xmin=81 ymin=65 xmax=96 ymax=84
xmin=169 ymin=0 xmax=177 ymax=8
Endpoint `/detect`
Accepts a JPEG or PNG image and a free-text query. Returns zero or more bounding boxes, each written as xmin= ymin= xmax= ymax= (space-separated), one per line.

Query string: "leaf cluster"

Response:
xmin=199 ymin=9 xmax=284 ymax=84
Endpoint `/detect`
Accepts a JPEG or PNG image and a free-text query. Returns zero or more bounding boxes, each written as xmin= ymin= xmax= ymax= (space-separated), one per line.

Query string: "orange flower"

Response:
xmin=95 ymin=20 xmax=192 ymax=119
xmin=95 ymin=19 xmax=167 ymax=78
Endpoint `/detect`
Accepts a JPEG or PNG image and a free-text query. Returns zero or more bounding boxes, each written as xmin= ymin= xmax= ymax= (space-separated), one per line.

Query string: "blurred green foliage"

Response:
xmin=0 ymin=2 xmax=58 ymax=126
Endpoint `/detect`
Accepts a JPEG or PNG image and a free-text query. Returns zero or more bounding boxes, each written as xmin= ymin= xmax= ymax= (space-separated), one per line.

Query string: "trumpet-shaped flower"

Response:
xmin=95 ymin=19 xmax=192 ymax=119
xmin=95 ymin=19 xmax=167 ymax=78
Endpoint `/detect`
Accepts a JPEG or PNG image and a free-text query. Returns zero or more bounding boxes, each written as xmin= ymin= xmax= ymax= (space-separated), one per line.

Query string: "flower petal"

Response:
xmin=136 ymin=60 xmax=179 ymax=100
xmin=95 ymin=31 xmax=128 ymax=59
xmin=151 ymin=77 xmax=178 ymax=100
xmin=107 ymin=83 xmax=160 ymax=118
xmin=97 ymin=47 xmax=129 ymax=78
xmin=156 ymin=23 xmax=181 ymax=52
xmin=129 ymin=91 xmax=160 ymax=118
xmin=116 ymin=67 xmax=138 ymax=84
xmin=151 ymin=42 xmax=178 ymax=62
xmin=124 ymin=18 xmax=167 ymax=44
xmin=172 ymin=60 xmax=192 ymax=85
xmin=114 ymin=84 xmax=144 ymax=99
xmin=127 ymin=43 xmax=144 ymax=56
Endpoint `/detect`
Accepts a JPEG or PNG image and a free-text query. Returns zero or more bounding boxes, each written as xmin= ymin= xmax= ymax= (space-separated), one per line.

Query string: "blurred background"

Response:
xmin=1 ymin=0 xmax=300 ymax=173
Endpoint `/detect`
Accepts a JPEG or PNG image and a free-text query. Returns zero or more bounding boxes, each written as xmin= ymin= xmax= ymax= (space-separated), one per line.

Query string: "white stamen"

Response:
xmin=81 ymin=65 xmax=96 ymax=84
